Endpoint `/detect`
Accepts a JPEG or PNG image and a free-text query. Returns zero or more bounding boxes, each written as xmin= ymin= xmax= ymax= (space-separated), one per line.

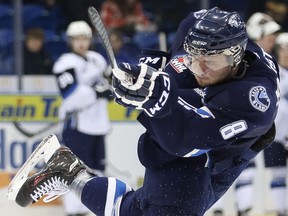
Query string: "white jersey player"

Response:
xmin=53 ymin=20 xmax=112 ymax=216
xmin=263 ymin=33 xmax=288 ymax=216
xmin=272 ymin=33 xmax=288 ymax=151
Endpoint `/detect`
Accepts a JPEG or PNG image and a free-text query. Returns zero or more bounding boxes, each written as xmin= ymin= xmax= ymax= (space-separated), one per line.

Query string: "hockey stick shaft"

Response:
xmin=13 ymin=121 xmax=58 ymax=138
xmin=88 ymin=7 xmax=133 ymax=84
xmin=88 ymin=7 xmax=116 ymax=69
xmin=13 ymin=101 xmax=99 ymax=138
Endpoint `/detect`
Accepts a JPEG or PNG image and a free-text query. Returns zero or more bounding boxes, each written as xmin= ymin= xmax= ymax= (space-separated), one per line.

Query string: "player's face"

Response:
xmin=277 ymin=44 xmax=288 ymax=68
xmin=26 ymin=38 xmax=43 ymax=52
xmin=183 ymin=54 xmax=234 ymax=87
xmin=70 ymin=35 xmax=91 ymax=56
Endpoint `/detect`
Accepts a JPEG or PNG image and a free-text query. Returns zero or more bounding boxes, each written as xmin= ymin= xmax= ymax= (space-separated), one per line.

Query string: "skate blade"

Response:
xmin=6 ymin=134 xmax=61 ymax=201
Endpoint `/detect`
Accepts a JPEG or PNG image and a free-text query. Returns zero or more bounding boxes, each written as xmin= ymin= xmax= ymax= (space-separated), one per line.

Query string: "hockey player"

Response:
xmin=246 ymin=12 xmax=281 ymax=54
xmin=52 ymin=21 xmax=112 ymax=216
xmin=263 ymin=32 xmax=288 ymax=216
xmin=7 ymin=7 xmax=279 ymax=216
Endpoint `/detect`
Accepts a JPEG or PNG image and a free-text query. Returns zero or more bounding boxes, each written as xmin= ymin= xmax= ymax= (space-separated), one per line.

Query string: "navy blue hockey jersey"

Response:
xmin=137 ymin=11 xmax=280 ymax=168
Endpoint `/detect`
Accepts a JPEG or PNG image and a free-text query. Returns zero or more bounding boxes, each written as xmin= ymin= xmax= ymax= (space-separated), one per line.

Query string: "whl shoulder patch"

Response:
xmin=249 ymin=86 xmax=270 ymax=112
xmin=169 ymin=55 xmax=188 ymax=73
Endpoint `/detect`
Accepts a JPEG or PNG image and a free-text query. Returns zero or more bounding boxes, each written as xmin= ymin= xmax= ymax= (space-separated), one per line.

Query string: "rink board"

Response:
xmin=0 ymin=122 xmax=145 ymax=216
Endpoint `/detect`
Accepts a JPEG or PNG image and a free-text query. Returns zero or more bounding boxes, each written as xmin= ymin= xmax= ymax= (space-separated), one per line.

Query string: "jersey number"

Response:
xmin=220 ymin=120 xmax=248 ymax=140
xmin=58 ymin=72 xmax=75 ymax=89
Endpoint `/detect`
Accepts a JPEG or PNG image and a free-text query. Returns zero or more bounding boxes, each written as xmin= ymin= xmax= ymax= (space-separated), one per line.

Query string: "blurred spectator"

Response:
xmin=265 ymin=0 xmax=288 ymax=31
xmin=246 ymin=12 xmax=281 ymax=53
xmin=265 ymin=0 xmax=287 ymax=21
xmin=100 ymin=0 xmax=156 ymax=37
xmin=23 ymin=28 xmax=53 ymax=75
xmin=109 ymin=30 xmax=139 ymax=63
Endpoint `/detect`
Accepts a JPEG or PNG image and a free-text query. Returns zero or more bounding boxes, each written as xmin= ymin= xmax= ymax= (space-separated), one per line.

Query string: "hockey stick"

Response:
xmin=13 ymin=101 xmax=99 ymax=138
xmin=88 ymin=7 xmax=133 ymax=84
xmin=13 ymin=121 xmax=58 ymax=138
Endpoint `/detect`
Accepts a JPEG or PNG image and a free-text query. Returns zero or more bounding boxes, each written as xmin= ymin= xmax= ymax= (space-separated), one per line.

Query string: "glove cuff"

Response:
xmin=139 ymin=49 xmax=171 ymax=70
xmin=143 ymin=73 xmax=178 ymax=118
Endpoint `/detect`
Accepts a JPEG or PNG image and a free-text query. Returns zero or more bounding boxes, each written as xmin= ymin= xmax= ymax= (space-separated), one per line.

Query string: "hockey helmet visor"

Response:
xmin=183 ymin=54 xmax=233 ymax=77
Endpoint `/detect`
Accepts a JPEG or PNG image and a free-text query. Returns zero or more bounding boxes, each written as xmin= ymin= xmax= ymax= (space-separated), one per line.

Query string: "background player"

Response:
xmin=263 ymin=32 xmax=288 ymax=216
xmin=52 ymin=20 xmax=113 ymax=216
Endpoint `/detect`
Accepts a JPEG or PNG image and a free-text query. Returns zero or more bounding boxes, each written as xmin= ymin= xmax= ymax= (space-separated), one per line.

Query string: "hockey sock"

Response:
xmin=212 ymin=197 xmax=225 ymax=215
xmin=271 ymin=177 xmax=287 ymax=215
xmin=71 ymin=172 xmax=132 ymax=216
xmin=235 ymin=183 xmax=253 ymax=212
xmin=235 ymin=168 xmax=255 ymax=212
xmin=62 ymin=192 xmax=89 ymax=215
xmin=269 ymin=167 xmax=287 ymax=215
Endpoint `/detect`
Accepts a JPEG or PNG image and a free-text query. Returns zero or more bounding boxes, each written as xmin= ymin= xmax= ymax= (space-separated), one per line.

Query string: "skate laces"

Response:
xmin=30 ymin=176 xmax=70 ymax=203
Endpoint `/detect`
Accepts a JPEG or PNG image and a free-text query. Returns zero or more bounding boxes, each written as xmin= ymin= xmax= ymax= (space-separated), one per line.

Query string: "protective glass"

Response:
xmin=183 ymin=54 xmax=233 ymax=77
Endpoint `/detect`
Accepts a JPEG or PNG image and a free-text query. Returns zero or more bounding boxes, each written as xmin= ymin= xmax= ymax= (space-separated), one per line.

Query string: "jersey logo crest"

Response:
xmin=169 ymin=55 xmax=188 ymax=73
xmin=228 ymin=14 xmax=245 ymax=28
xmin=249 ymin=86 xmax=270 ymax=112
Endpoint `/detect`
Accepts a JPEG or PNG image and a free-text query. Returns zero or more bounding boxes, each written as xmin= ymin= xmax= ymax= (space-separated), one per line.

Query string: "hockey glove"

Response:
xmin=112 ymin=62 xmax=176 ymax=117
xmin=94 ymin=80 xmax=114 ymax=101
xmin=139 ymin=49 xmax=171 ymax=70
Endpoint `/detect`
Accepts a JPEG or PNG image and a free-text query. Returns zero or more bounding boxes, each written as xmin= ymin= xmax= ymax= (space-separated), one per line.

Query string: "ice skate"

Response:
xmin=6 ymin=134 xmax=86 ymax=207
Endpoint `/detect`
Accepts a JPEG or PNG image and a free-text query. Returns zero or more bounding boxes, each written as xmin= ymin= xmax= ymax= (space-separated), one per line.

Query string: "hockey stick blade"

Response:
xmin=88 ymin=7 xmax=133 ymax=84
xmin=13 ymin=121 xmax=58 ymax=138
xmin=13 ymin=101 xmax=100 ymax=138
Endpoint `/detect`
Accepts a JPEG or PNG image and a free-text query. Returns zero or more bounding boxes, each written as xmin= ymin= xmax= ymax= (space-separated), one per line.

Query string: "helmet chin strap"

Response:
xmin=231 ymin=60 xmax=248 ymax=80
